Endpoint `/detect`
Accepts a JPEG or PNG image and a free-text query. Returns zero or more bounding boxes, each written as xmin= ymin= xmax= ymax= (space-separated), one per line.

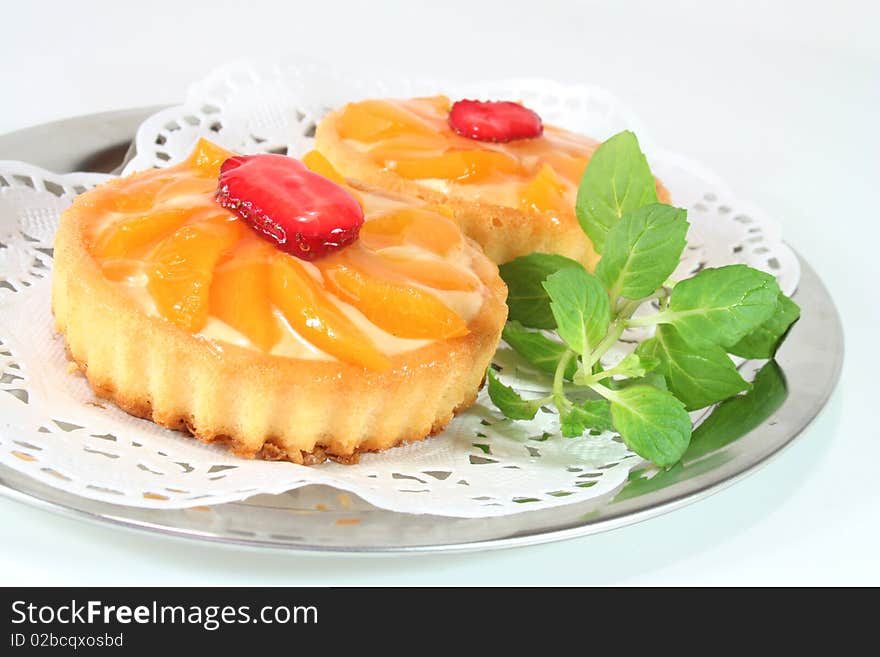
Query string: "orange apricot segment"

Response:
xmin=337 ymin=100 xmax=438 ymax=143
xmin=367 ymin=135 xmax=448 ymax=164
xmin=655 ymin=178 xmax=671 ymax=204
xmin=541 ymin=152 xmax=590 ymax=183
xmin=392 ymin=149 xmax=524 ymax=183
xmin=520 ymin=163 xmax=567 ymax=213
xmin=302 ymin=150 xmax=346 ymax=184
xmin=93 ymin=207 xmax=192 ymax=259
xmin=146 ymin=216 xmax=241 ymax=332
xmin=184 ymin=138 xmax=237 ymax=178
xmin=424 ymin=203 xmax=456 ymax=219
xmin=301 ymin=149 xmax=364 ymax=205
xmin=318 ymin=249 xmax=469 ymax=341
xmin=409 ymin=95 xmax=452 ymax=115
xmin=155 ymin=174 xmax=217 ymax=200
xmin=360 ymin=208 xmax=462 ymax=254
xmin=209 ymin=244 xmax=281 ymax=352
xmin=99 ymin=259 xmax=143 ymax=282
xmin=86 ymin=172 xmax=174 ymax=214
xmin=270 ymin=256 xmax=390 ymax=371
xmin=377 ymin=252 xmax=479 ymax=292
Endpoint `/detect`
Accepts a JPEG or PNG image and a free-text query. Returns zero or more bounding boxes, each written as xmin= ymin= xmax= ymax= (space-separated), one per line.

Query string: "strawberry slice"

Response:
xmin=216 ymin=154 xmax=364 ymax=261
xmin=448 ymin=99 xmax=543 ymax=142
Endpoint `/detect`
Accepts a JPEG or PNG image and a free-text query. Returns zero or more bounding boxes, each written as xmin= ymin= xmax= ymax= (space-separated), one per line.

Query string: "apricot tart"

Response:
xmin=52 ymin=139 xmax=507 ymax=464
xmin=315 ymin=96 xmax=670 ymax=269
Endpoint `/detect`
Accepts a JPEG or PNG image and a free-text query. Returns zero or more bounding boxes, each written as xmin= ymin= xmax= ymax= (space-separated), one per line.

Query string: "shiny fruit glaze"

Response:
xmin=333 ymin=97 xmax=670 ymax=218
xmin=84 ymin=139 xmax=489 ymax=369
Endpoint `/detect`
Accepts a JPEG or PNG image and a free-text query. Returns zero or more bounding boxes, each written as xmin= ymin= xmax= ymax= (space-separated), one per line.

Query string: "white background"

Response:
xmin=0 ymin=0 xmax=877 ymax=584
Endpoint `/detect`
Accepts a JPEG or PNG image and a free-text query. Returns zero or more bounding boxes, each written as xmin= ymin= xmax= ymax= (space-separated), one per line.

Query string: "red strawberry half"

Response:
xmin=216 ymin=154 xmax=364 ymax=261
xmin=448 ymin=99 xmax=544 ymax=142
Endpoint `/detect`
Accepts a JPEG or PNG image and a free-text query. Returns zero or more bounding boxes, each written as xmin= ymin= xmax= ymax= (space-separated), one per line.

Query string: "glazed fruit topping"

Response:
xmin=216 ymin=154 xmax=364 ymax=261
xmin=448 ymin=99 xmax=543 ymax=142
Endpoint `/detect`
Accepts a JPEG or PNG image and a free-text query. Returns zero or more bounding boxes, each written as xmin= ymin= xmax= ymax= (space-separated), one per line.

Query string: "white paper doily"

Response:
xmin=0 ymin=64 xmax=799 ymax=516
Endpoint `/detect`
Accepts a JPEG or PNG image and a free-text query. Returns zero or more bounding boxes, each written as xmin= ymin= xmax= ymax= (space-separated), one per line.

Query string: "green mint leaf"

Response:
xmin=684 ymin=360 xmax=788 ymax=462
xmin=560 ymin=399 xmax=614 ymax=437
xmin=663 ymin=264 xmax=781 ymax=347
xmin=637 ymin=325 xmax=751 ymax=411
xmin=498 ymin=253 xmax=583 ymax=329
xmin=595 ymin=203 xmax=689 ymax=300
xmin=502 ymin=321 xmax=577 ymax=380
xmin=728 ymin=293 xmax=801 ymax=359
xmin=542 ymin=267 xmax=610 ymax=355
xmin=631 ymin=369 xmax=667 ymax=391
xmin=637 ymin=354 xmax=661 ymax=373
xmin=613 ymin=352 xmax=659 ymax=378
xmin=575 ymin=130 xmax=658 ymax=253
xmin=609 ymin=385 xmax=692 ymax=466
xmin=486 ymin=368 xmax=542 ymax=420
xmin=605 ymin=369 xmax=668 ymax=391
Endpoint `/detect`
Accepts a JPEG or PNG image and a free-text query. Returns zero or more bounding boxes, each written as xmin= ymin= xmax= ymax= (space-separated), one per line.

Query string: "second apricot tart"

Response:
xmin=315 ymin=96 xmax=670 ymax=270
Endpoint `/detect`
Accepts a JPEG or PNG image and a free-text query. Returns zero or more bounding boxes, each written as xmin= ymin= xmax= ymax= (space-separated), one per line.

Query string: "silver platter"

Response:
xmin=0 ymin=109 xmax=844 ymax=553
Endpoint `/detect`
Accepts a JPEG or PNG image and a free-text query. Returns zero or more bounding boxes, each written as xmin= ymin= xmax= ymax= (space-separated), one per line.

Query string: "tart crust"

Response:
xmin=52 ymin=176 xmax=508 ymax=465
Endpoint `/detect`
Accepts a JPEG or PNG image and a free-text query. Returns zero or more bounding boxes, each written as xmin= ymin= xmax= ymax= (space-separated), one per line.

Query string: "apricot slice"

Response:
xmin=99 ymin=259 xmax=143 ymax=283
xmin=410 ymin=95 xmax=452 ymax=115
xmin=541 ymin=152 xmax=590 ymax=183
xmin=209 ymin=242 xmax=281 ymax=352
xmin=520 ymin=163 xmax=567 ymax=213
xmin=302 ymin=150 xmax=346 ymax=184
xmin=155 ymin=175 xmax=217 ymax=200
xmin=367 ymin=135 xmax=448 ymax=164
xmin=337 ymin=100 xmax=438 ymax=143
xmin=93 ymin=207 xmax=192 ymax=260
xmin=655 ymin=178 xmax=672 ymax=204
xmin=378 ymin=251 xmax=479 ymax=292
xmin=392 ymin=149 xmax=523 ymax=183
xmin=424 ymin=203 xmax=456 ymax=219
xmin=146 ymin=216 xmax=241 ymax=332
xmin=318 ymin=248 xmax=469 ymax=340
xmin=88 ymin=172 xmax=174 ymax=214
xmin=184 ymin=138 xmax=237 ymax=178
xmin=359 ymin=207 xmax=462 ymax=254
xmin=270 ymin=255 xmax=390 ymax=370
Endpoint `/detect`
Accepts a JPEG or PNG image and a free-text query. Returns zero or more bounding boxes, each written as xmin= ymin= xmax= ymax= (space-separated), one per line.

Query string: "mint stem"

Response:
xmin=615 ymin=298 xmax=641 ymax=317
xmin=588 ymin=322 xmax=625 ymax=366
xmin=624 ymin=311 xmax=669 ymax=328
xmin=588 ymin=381 xmax=620 ymax=403
xmin=552 ymin=350 xmax=576 ymax=412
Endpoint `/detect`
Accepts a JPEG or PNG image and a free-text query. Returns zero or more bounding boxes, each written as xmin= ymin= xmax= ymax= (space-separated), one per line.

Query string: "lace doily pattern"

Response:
xmin=0 ymin=66 xmax=799 ymax=515
xmin=125 ymin=61 xmax=654 ymax=174
xmin=0 ymin=164 xmax=109 ymax=297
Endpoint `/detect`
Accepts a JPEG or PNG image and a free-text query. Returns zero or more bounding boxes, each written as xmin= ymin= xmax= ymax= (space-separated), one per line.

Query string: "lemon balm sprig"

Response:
xmin=489 ymin=131 xmax=800 ymax=467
